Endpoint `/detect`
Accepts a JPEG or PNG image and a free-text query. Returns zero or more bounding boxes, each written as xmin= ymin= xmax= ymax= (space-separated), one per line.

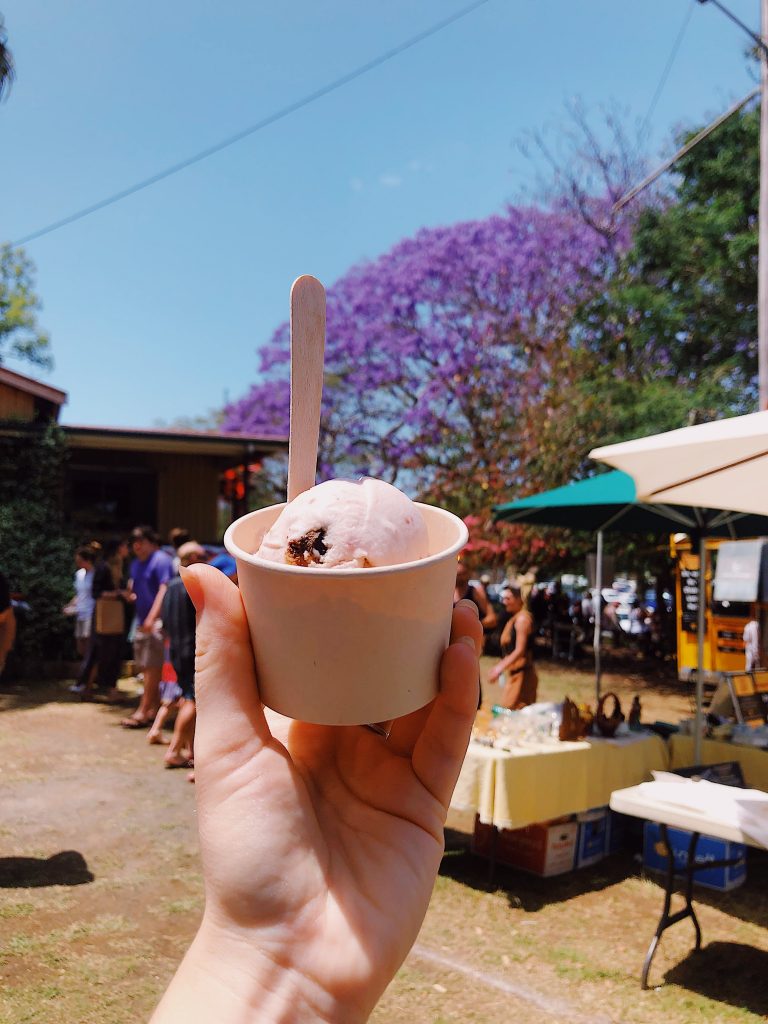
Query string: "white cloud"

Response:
xmin=350 ymin=177 xmax=364 ymax=192
xmin=379 ymin=174 xmax=402 ymax=188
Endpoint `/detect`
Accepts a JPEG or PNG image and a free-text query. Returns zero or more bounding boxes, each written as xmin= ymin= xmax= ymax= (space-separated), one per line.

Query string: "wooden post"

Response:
xmin=593 ymin=530 xmax=603 ymax=703
xmin=694 ymin=535 xmax=706 ymax=765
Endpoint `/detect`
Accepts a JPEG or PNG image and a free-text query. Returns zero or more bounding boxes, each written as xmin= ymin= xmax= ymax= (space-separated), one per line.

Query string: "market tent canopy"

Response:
xmin=493 ymin=470 xmax=768 ymax=538
xmin=589 ymin=410 xmax=768 ymax=516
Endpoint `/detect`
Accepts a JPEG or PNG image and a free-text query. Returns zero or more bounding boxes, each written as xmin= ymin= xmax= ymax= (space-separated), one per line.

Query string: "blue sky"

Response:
xmin=0 ymin=0 xmax=761 ymax=428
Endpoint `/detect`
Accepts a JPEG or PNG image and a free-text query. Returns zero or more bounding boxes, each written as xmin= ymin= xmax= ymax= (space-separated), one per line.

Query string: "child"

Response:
xmin=157 ymin=541 xmax=207 ymax=769
xmin=146 ymin=677 xmax=183 ymax=745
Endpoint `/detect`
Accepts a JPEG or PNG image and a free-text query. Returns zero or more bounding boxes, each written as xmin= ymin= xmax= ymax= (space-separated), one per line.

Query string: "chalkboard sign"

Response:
xmin=713 ymin=540 xmax=763 ymax=602
xmin=680 ymin=565 xmax=700 ymax=633
xmin=725 ymin=673 xmax=768 ymax=725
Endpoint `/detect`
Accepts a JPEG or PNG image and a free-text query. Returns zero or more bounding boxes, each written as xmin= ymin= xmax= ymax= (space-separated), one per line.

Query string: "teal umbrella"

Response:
xmin=494 ymin=470 xmax=768 ymax=537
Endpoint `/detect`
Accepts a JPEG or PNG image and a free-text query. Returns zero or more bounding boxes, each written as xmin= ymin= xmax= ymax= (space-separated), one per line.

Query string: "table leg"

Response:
xmin=640 ymin=825 xmax=702 ymax=989
xmin=487 ymin=824 xmax=497 ymax=883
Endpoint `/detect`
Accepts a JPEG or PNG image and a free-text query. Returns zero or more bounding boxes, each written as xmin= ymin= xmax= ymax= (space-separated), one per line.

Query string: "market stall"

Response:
xmin=451 ymin=730 xmax=668 ymax=831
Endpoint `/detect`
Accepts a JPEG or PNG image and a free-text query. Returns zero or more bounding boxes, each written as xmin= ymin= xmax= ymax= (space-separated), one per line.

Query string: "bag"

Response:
xmin=559 ymin=696 xmax=593 ymax=741
xmin=95 ymin=597 xmax=124 ymax=636
xmin=595 ymin=692 xmax=625 ymax=737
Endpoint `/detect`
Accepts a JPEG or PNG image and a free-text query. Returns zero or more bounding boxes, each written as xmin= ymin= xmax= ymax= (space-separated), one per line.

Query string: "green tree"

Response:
xmin=520 ymin=105 xmax=759 ymax=498
xmin=0 ymin=14 xmax=14 ymax=102
xmin=0 ymin=244 xmax=53 ymax=369
xmin=0 ymin=423 xmax=73 ymax=671
xmin=581 ymin=106 xmax=758 ymax=408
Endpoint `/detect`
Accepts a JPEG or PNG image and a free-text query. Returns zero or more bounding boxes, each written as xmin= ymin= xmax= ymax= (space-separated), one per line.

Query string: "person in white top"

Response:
xmin=744 ymin=618 xmax=760 ymax=672
xmin=63 ymin=546 xmax=96 ymax=658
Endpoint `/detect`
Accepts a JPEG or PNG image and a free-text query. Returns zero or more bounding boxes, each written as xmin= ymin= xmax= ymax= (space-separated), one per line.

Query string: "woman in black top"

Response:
xmin=90 ymin=538 xmax=131 ymax=698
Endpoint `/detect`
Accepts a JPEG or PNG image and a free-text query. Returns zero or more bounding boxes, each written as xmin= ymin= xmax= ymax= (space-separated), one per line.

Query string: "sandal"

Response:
xmin=120 ymin=716 xmax=151 ymax=729
xmin=164 ymin=756 xmax=193 ymax=769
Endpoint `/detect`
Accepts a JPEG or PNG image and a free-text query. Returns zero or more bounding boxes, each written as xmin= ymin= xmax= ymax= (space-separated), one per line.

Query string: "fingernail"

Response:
xmin=179 ymin=566 xmax=204 ymax=614
xmin=457 ymin=635 xmax=477 ymax=651
xmin=456 ymin=599 xmax=480 ymax=617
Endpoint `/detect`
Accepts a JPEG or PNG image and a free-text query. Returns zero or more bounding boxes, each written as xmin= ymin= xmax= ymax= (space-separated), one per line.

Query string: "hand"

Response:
xmin=152 ymin=568 xmax=481 ymax=1024
xmin=488 ymin=664 xmax=501 ymax=682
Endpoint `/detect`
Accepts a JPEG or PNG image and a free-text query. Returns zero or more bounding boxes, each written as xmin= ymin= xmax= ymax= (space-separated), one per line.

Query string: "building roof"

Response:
xmin=0 ymin=366 xmax=68 ymax=407
xmin=63 ymin=423 xmax=288 ymax=457
xmin=0 ymin=367 xmax=287 ymax=456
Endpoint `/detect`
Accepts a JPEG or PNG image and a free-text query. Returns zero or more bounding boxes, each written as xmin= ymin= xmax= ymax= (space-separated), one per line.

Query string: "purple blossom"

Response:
xmin=224 ymin=203 xmax=619 ymax=497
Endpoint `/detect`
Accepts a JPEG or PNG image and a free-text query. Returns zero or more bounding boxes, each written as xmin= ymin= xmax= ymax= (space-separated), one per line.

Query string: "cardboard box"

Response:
xmin=472 ymin=815 xmax=577 ymax=876
xmin=575 ymin=807 xmax=608 ymax=868
xmin=643 ymin=822 xmax=747 ymax=892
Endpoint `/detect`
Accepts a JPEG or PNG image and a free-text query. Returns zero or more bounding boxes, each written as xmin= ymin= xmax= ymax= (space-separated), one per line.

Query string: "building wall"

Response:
xmin=151 ymin=452 xmax=222 ymax=542
xmin=0 ymin=383 xmax=35 ymax=421
xmin=65 ymin=448 xmax=226 ymax=543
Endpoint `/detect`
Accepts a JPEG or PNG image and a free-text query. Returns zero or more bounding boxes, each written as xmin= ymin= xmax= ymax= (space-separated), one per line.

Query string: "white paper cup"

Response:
xmin=224 ymin=502 xmax=469 ymax=725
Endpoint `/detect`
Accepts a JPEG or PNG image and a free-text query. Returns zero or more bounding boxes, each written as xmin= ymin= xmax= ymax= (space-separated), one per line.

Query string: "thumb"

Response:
xmin=182 ymin=563 xmax=270 ymax=764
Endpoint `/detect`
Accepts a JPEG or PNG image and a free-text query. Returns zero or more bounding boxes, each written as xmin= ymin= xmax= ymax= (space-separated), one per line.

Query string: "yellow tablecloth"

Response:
xmin=669 ymin=735 xmax=768 ymax=793
xmin=451 ymin=732 xmax=669 ymax=831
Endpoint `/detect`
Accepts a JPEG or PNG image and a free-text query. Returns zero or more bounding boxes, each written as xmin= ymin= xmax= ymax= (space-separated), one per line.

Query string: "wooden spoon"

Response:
xmin=287 ymin=275 xmax=326 ymax=502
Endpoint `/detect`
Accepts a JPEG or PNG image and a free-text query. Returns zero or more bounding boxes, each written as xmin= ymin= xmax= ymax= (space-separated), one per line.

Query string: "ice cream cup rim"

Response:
xmin=224 ymin=500 xmax=469 ymax=578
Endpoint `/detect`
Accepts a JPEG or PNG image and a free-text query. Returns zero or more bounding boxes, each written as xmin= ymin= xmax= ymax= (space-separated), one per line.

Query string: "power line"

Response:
xmin=696 ymin=0 xmax=768 ymax=59
xmin=11 ymin=0 xmax=492 ymax=247
xmin=614 ymin=87 xmax=759 ymax=213
xmin=639 ymin=1 xmax=695 ymax=140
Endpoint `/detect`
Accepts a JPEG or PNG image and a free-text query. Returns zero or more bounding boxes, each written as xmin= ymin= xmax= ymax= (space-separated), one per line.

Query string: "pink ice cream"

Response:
xmin=256 ymin=478 xmax=429 ymax=569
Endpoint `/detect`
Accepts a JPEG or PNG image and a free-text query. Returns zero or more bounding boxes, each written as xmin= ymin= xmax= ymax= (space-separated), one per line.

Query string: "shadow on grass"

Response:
xmin=0 ymin=680 xmax=137 ymax=715
xmin=443 ymin=830 xmax=768 ymax=931
xmin=0 ymin=680 xmax=87 ymax=713
xmin=441 ymin=828 xmax=637 ymax=910
xmin=0 ymin=851 xmax=94 ymax=887
xmin=649 ymin=851 xmax=768 ymax=931
xmin=664 ymin=942 xmax=768 ymax=1016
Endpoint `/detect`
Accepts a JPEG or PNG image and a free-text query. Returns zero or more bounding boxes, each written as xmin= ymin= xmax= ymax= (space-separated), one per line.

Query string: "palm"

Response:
xmin=188 ymin=565 xmax=480 ymax=1016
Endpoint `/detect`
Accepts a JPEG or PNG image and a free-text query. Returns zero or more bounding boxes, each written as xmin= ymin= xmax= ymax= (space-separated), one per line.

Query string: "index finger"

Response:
xmin=410 ymin=609 xmax=480 ymax=808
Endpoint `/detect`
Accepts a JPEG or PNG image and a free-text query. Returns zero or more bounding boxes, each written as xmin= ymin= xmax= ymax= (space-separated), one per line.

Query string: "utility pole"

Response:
xmin=760 ymin=0 xmax=768 ymax=408
xmin=696 ymin=0 xmax=768 ymax=408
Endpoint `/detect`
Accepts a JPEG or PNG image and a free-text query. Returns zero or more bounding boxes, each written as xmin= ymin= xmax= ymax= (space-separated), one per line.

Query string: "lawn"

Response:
xmin=0 ymin=656 xmax=766 ymax=1024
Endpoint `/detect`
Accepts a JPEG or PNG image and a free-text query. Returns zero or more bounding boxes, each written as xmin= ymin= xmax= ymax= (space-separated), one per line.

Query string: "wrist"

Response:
xmin=153 ymin=918 xmax=363 ymax=1024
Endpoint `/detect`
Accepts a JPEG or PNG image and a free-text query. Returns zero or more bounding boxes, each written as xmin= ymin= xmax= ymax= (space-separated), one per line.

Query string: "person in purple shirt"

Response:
xmin=122 ymin=525 xmax=174 ymax=728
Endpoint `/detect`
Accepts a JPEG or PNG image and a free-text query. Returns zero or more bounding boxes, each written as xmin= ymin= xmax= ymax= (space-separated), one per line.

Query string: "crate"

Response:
xmin=473 ymin=815 xmax=577 ymax=877
xmin=575 ymin=807 xmax=608 ymax=868
xmin=643 ymin=822 xmax=746 ymax=892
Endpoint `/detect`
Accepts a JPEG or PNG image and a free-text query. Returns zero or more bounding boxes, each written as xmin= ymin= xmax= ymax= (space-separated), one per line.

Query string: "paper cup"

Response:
xmin=224 ymin=502 xmax=469 ymax=725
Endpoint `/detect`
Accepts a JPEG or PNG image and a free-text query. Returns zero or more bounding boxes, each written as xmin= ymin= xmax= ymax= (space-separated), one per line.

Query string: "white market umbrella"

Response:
xmin=590 ymin=410 xmax=768 ymax=516
xmin=590 ymin=411 xmax=768 ymax=763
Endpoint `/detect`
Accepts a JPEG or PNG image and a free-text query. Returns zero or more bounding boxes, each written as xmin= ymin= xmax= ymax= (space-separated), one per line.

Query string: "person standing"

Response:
xmin=0 ymin=569 xmax=15 ymax=678
xmin=454 ymin=561 xmax=497 ymax=655
xmin=744 ymin=618 xmax=760 ymax=672
xmin=159 ymin=541 xmax=207 ymax=770
xmin=488 ymin=585 xmax=538 ymax=709
xmin=64 ymin=546 xmax=96 ymax=660
xmin=122 ymin=526 xmax=173 ymax=728
xmin=92 ymin=538 xmax=131 ymax=699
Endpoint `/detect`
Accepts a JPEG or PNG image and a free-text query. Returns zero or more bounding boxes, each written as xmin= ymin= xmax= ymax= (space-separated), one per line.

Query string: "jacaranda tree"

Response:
xmin=224 ymin=204 xmax=615 ymax=563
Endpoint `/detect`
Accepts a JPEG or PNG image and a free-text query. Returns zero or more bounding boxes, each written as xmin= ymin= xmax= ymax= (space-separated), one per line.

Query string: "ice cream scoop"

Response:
xmin=256 ymin=477 xmax=429 ymax=569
